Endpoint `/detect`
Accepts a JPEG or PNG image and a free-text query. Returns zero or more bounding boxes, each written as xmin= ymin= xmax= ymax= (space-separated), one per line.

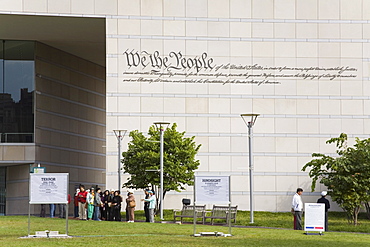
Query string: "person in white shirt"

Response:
xmin=291 ymin=188 xmax=303 ymax=230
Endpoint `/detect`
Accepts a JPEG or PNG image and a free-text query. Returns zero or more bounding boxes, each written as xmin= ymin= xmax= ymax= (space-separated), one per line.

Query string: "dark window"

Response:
xmin=0 ymin=41 xmax=34 ymax=143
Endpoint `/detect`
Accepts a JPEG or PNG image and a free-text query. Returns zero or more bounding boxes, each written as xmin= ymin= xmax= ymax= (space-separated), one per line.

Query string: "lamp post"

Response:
xmin=113 ymin=130 xmax=127 ymax=191
xmin=240 ymin=113 xmax=260 ymax=224
xmin=153 ymin=122 xmax=170 ymax=221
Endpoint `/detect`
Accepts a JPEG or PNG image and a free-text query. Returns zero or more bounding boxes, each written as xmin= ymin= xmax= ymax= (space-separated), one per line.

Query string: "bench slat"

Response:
xmin=205 ymin=205 xmax=238 ymax=225
xmin=173 ymin=205 xmax=206 ymax=224
xmin=173 ymin=204 xmax=238 ymax=225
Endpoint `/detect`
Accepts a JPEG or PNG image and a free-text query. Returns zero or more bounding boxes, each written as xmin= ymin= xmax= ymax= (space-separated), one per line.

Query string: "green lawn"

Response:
xmin=147 ymin=209 xmax=370 ymax=233
xmin=1 ymin=211 xmax=370 ymax=247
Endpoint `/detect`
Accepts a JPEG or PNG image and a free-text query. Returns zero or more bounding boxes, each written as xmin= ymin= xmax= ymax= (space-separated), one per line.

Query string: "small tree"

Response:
xmin=302 ymin=133 xmax=370 ymax=225
xmin=122 ymin=123 xmax=201 ymax=209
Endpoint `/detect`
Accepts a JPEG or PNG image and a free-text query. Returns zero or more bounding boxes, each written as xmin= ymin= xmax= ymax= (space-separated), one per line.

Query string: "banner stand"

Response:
xmin=66 ymin=203 xmax=69 ymax=236
xmin=26 ymin=173 xmax=70 ymax=238
xmin=304 ymin=203 xmax=325 ymax=236
xmin=28 ymin=201 xmax=31 ymax=236
xmin=193 ymin=201 xmax=196 ymax=236
xmin=228 ymin=203 xmax=231 ymax=235
xmin=192 ymin=176 xmax=232 ymax=237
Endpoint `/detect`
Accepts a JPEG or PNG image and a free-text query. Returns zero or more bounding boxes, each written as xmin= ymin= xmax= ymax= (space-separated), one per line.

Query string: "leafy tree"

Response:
xmin=121 ymin=123 xmax=201 ymax=208
xmin=302 ymin=133 xmax=370 ymax=225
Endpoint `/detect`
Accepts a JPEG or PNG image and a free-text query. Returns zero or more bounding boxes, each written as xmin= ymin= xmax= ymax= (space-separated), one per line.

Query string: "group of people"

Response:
xmin=73 ymin=185 xmax=157 ymax=223
xmin=291 ymin=188 xmax=331 ymax=231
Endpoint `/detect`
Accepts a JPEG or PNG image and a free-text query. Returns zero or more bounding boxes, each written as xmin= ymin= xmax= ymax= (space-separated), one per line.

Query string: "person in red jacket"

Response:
xmin=77 ymin=185 xmax=88 ymax=220
xmin=74 ymin=188 xmax=80 ymax=218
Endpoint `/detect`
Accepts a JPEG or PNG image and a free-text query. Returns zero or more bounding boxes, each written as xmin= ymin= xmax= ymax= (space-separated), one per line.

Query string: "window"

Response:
xmin=0 ymin=41 xmax=34 ymax=143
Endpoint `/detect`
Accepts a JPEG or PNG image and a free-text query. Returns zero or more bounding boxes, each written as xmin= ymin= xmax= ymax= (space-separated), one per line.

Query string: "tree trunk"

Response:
xmin=155 ymin=190 xmax=168 ymax=216
xmin=151 ymin=185 xmax=168 ymax=215
xmin=365 ymin=202 xmax=370 ymax=220
xmin=353 ymin=206 xmax=360 ymax=226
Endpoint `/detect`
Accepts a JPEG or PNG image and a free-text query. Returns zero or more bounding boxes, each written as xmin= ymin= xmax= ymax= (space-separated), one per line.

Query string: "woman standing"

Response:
xmin=101 ymin=190 xmax=110 ymax=220
xmin=126 ymin=189 xmax=136 ymax=223
xmin=111 ymin=190 xmax=122 ymax=221
xmin=86 ymin=188 xmax=95 ymax=220
xmin=142 ymin=191 xmax=156 ymax=223
xmin=77 ymin=185 xmax=88 ymax=220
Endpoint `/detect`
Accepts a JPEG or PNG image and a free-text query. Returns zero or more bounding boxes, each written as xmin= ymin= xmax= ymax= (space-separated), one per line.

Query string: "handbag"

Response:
xmin=129 ymin=200 xmax=136 ymax=208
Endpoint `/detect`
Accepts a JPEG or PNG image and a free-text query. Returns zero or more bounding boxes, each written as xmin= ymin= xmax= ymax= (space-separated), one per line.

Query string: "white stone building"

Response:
xmin=0 ymin=0 xmax=369 ymax=215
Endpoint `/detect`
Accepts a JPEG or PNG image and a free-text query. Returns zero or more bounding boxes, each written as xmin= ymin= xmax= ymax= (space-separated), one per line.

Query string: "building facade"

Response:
xmin=1 ymin=0 xmax=370 ymax=214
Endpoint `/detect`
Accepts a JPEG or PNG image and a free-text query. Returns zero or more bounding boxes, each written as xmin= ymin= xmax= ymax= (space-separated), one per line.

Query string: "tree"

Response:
xmin=302 ymin=133 xmax=370 ymax=225
xmin=121 ymin=123 xmax=201 ymax=208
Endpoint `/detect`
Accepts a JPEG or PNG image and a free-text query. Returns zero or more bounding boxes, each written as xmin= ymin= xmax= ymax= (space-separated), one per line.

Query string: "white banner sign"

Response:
xmin=304 ymin=203 xmax=325 ymax=232
xmin=29 ymin=173 xmax=69 ymax=204
xmin=195 ymin=176 xmax=230 ymax=204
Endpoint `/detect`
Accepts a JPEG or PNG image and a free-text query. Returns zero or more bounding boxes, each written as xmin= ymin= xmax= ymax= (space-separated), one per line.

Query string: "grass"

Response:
xmin=1 ymin=211 xmax=370 ymax=246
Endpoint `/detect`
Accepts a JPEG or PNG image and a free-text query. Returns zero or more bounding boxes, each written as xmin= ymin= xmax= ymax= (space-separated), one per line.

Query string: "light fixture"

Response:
xmin=113 ymin=130 xmax=127 ymax=191
xmin=153 ymin=122 xmax=170 ymax=221
xmin=240 ymin=113 xmax=260 ymax=224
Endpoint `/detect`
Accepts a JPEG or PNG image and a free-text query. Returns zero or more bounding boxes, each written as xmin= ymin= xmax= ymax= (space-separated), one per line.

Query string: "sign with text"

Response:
xmin=304 ymin=203 xmax=325 ymax=232
xmin=29 ymin=173 xmax=68 ymax=204
xmin=31 ymin=167 xmax=45 ymax=173
xmin=195 ymin=176 xmax=230 ymax=204
xmin=122 ymin=49 xmax=359 ymax=86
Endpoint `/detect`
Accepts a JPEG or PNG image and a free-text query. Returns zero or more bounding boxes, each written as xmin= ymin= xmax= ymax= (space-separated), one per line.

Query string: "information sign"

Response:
xmin=304 ymin=203 xmax=325 ymax=232
xmin=195 ymin=176 xmax=230 ymax=204
xmin=29 ymin=173 xmax=68 ymax=204
xmin=32 ymin=167 xmax=45 ymax=173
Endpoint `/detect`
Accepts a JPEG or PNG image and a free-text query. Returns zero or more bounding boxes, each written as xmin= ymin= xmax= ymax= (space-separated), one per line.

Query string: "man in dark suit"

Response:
xmin=317 ymin=191 xmax=330 ymax=231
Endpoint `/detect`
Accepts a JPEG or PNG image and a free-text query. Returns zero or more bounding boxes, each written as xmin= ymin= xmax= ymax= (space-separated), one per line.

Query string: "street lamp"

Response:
xmin=240 ymin=113 xmax=260 ymax=224
xmin=153 ymin=121 xmax=170 ymax=221
xmin=113 ymin=130 xmax=127 ymax=191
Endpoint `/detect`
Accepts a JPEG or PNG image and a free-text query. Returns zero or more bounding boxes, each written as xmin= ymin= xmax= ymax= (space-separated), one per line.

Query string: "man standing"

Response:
xmin=291 ymin=188 xmax=303 ymax=230
xmin=93 ymin=188 xmax=103 ymax=221
xmin=317 ymin=191 xmax=330 ymax=231
xmin=49 ymin=204 xmax=55 ymax=218
xmin=74 ymin=188 xmax=80 ymax=218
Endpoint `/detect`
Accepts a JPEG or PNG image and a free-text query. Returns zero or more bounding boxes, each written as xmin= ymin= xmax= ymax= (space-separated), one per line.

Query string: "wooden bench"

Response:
xmin=205 ymin=205 xmax=238 ymax=225
xmin=173 ymin=205 xmax=206 ymax=224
